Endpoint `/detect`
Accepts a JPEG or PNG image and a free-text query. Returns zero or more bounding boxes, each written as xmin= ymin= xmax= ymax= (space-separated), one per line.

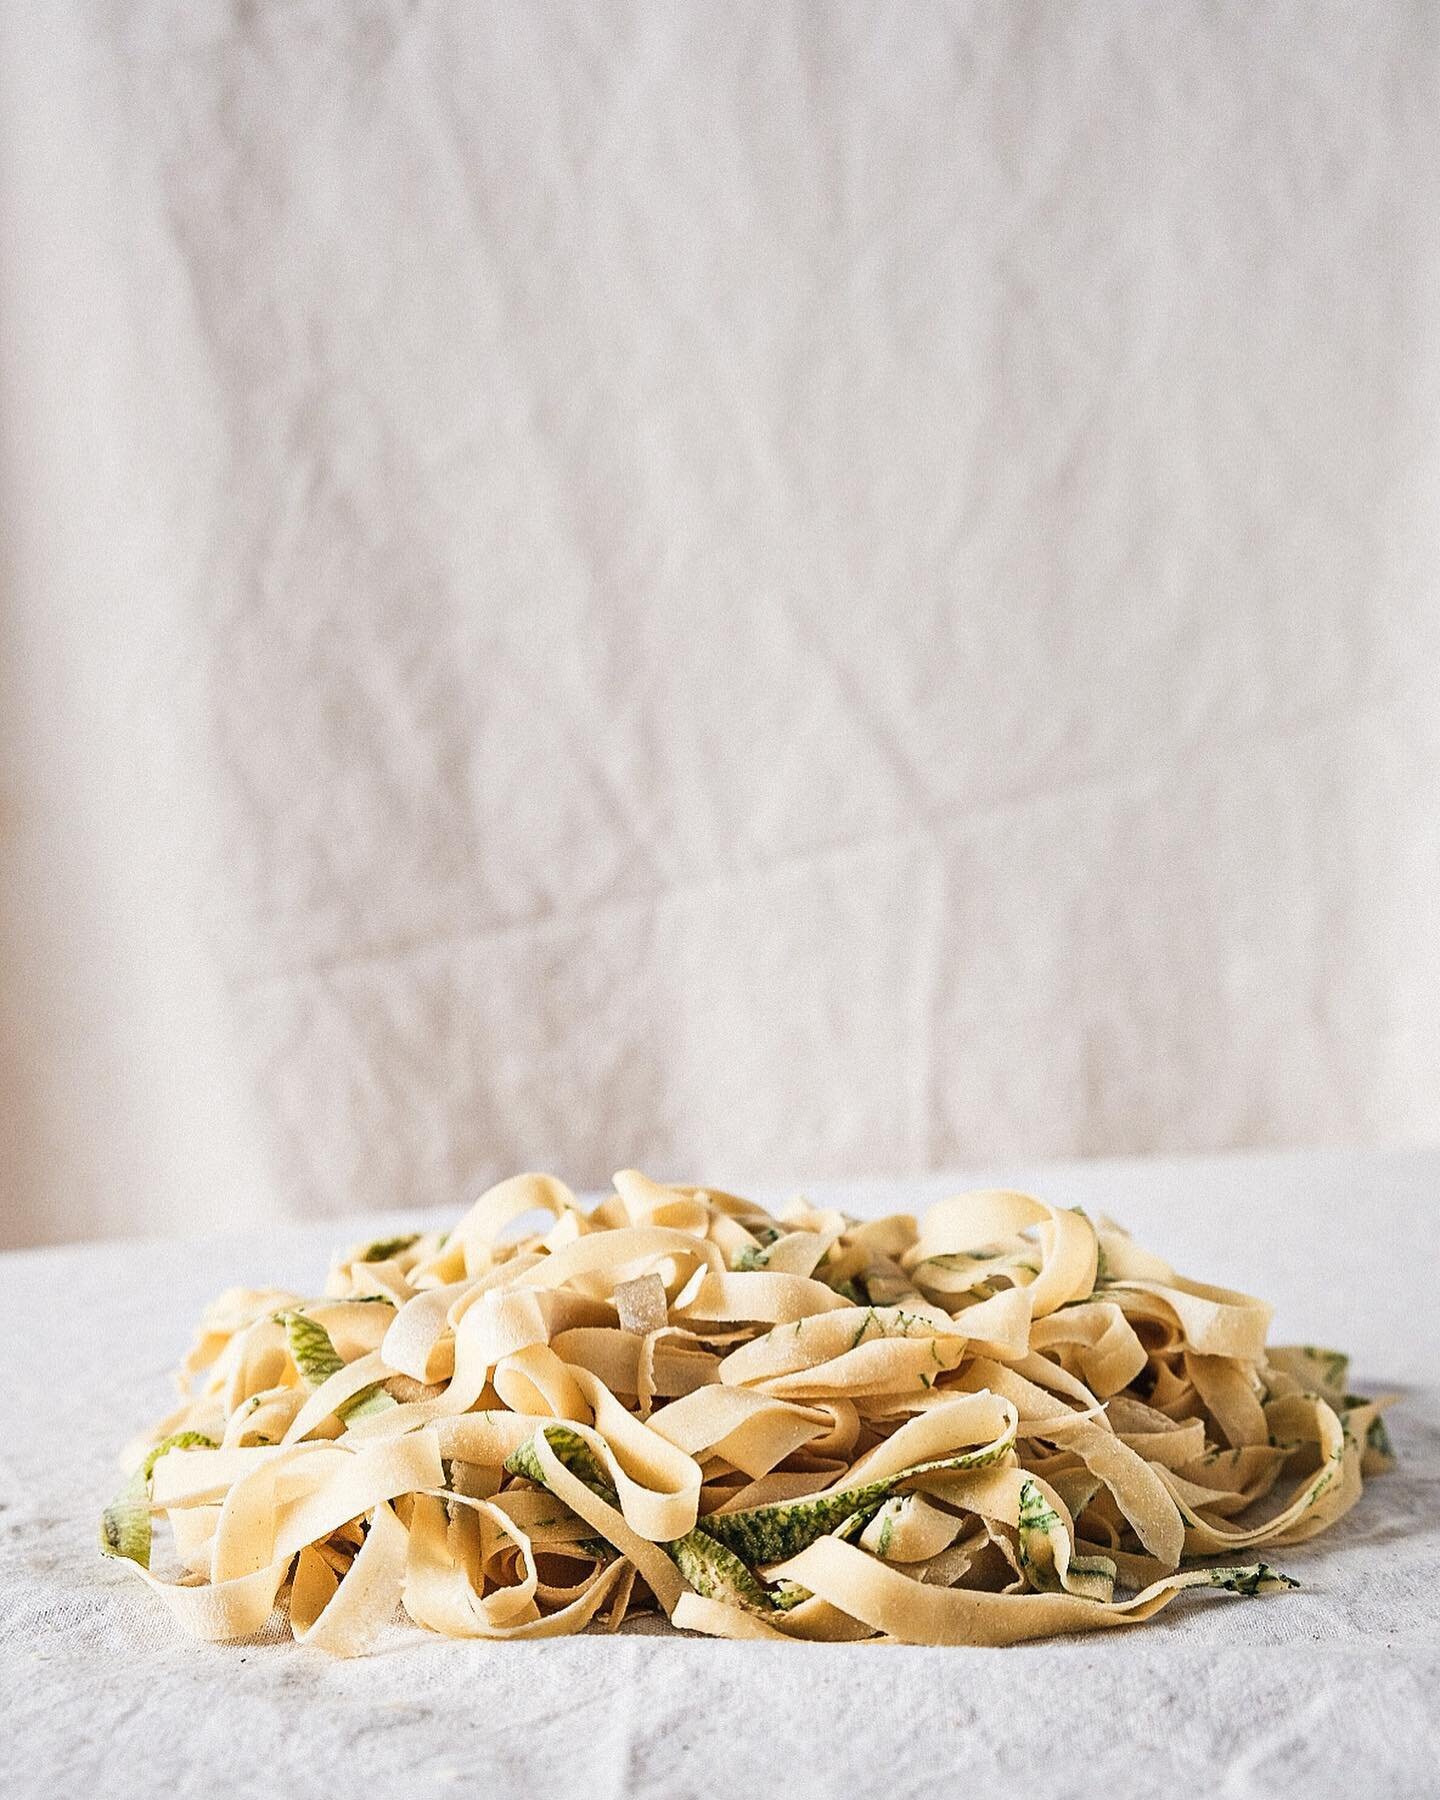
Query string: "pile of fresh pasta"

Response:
xmin=101 ymin=1171 xmax=1392 ymax=1652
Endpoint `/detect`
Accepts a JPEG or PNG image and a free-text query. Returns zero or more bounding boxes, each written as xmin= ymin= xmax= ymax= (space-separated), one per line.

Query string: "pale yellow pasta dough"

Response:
xmin=99 ymin=1173 xmax=1393 ymax=1653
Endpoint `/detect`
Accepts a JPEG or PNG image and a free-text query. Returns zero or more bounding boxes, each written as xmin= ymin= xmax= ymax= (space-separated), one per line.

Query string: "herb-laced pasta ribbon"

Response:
xmin=101 ymin=1171 xmax=1393 ymax=1652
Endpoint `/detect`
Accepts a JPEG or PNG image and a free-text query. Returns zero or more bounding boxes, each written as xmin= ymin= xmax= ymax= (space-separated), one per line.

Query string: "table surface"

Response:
xmin=2 ymin=1147 xmax=1436 ymax=1799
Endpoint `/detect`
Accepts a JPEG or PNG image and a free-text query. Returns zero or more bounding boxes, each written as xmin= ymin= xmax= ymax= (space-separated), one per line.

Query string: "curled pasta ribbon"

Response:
xmin=100 ymin=1170 xmax=1394 ymax=1652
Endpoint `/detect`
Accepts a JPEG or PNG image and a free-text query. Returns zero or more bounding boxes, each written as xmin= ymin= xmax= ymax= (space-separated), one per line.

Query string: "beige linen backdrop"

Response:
xmin=1 ymin=3 xmax=1438 ymax=1250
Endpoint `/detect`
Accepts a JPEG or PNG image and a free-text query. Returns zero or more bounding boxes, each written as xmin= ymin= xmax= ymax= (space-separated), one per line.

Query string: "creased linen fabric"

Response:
xmin=1 ymin=4 xmax=1438 ymax=1246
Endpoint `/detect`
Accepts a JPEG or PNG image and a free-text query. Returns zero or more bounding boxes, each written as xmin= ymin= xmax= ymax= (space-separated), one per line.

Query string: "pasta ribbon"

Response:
xmin=99 ymin=1172 xmax=1391 ymax=1651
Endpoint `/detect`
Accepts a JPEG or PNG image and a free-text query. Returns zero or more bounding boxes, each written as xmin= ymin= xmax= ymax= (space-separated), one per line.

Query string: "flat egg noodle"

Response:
xmin=100 ymin=1170 xmax=1392 ymax=1652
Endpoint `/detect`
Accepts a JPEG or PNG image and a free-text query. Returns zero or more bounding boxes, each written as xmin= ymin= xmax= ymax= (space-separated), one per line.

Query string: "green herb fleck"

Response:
xmin=281 ymin=1311 xmax=394 ymax=1423
xmin=359 ymin=1234 xmax=420 ymax=1263
xmin=100 ymin=1431 xmax=217 ymax=1570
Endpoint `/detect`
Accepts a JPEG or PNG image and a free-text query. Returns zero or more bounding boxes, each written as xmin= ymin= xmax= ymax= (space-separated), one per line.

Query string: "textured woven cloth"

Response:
xmin=1 ymin=1149 xmax=1436 ymax=1798
xmin=5 ymin=4 xmax=1440 ymax=1250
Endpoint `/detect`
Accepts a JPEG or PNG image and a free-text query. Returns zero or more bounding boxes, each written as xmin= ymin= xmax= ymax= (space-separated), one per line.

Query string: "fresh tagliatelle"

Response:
xmin=99 ymin=1172 xmax=1395 ymax=1653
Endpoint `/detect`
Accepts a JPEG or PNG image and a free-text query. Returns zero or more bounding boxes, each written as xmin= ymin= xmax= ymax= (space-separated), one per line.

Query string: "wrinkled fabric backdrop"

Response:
xmin=1 ymin=2 xmax=1437 ymax=1250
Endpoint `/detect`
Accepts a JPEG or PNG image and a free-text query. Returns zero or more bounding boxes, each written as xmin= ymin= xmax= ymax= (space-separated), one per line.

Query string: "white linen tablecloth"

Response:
xmin=6 ymin=4 xmax=1440 ymax=1252
xmin=2 ymin=1148 xmax=1436 ymax=1798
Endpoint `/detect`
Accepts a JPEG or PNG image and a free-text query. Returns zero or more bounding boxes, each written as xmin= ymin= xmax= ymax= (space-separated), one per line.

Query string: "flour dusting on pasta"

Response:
xmin=100 ymin=1172 xmax=1393 ymax=1652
